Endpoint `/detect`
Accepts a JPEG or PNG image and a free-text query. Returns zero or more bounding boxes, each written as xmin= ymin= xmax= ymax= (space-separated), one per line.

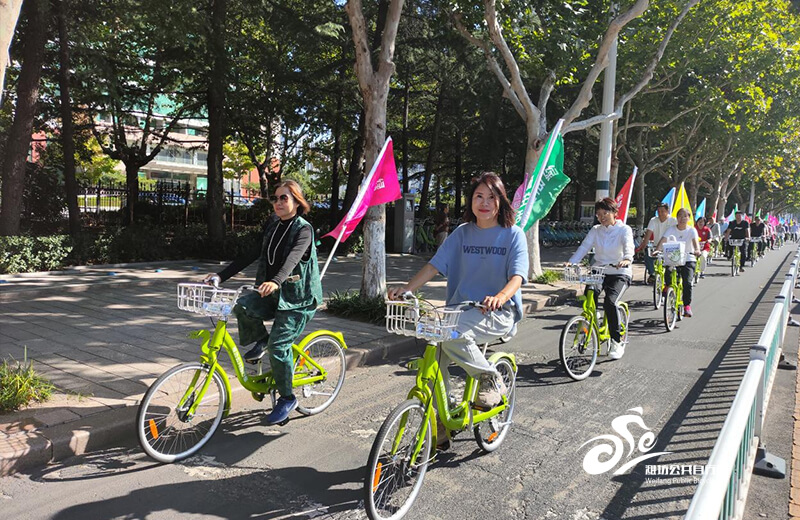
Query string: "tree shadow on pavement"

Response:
xmin=50 ymin=463 xmax=365 ymax=520
xmin=599 ymin=253 xmax=793 ymax=520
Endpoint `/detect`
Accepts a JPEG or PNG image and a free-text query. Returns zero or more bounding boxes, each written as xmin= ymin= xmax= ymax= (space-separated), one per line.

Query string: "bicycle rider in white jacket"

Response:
xmin=566 ymin=197 xmax=634 ymax=360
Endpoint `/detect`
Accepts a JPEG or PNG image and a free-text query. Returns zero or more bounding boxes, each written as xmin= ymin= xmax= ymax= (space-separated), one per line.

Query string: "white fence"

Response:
xmin=685 ymin=247 xmax=800 ymax=520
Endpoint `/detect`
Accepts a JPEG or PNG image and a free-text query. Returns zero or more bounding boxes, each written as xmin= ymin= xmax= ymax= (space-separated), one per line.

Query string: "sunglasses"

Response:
xmin=269 ymin=194 xmax=291 ymax=203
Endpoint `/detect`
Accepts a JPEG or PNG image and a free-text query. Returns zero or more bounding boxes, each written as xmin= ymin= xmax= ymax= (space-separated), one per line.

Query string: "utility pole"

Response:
xmin=595 ymin=5 xmax=618 ymax=201
xmin=748 ymin=182 xmax=755 ymax=215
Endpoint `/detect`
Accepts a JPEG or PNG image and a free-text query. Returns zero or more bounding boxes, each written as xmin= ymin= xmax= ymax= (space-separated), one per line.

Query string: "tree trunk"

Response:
xmin=360 ymin=98 xmax=389 ymax=298
xmin=257 ymin=162 xmax=269 ymax=198
xmin=524 ymin=125 xmax=543 ymax=278
xmin=0 ymin=0 xmax=48 ymax=236
xmin=688 ymin=179 xmax=699 ymax=212
xmin=0 ymin=0 xmax=24 ymax=105
xmin=418 ymin=81 xmax=445 ymax=220
xmin=124 ymin=161 xmax=140 ymax=225
xmin=206 ymin=0 xmax=227 ymax=245
xmin=56 ymin=0 xmax=80 ymax=237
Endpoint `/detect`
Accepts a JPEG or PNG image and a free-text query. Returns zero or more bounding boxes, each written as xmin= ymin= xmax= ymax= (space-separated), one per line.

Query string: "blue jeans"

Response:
xmin=643 ymin=254 xmax=655 ymax=276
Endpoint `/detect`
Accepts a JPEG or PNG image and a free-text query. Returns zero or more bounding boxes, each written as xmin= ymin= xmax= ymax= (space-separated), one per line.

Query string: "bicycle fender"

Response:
xmin=295 ymin=330 xmax=348 ymax=350
xmin=488 ymin=352 xmax=517 ymax=372
xmin=210 ymin=364 xmax=233 ymax=418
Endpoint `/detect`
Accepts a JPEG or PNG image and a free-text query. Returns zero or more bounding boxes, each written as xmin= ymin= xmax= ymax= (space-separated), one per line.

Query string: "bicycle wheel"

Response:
xmin=294 ymin=334 xmax=346 ymax=415
xmin=664 ymin=288 xmax=678 ymax=332
xmin=653 ymin=273 xmax=663 ymax=310
xmin=731 ymin=255 xmax=737 ymax=277
xmin=618 ymin=305 xmax=631 ymax=345
xmin=559 ymin=316 xmax=598 ymax=381
xmin=365 ymin=399 xmax=432 ymax=520
xmin=750 ymin=246 xmax=755 ymax=267
xmin=474 ymin=357 xmax=516 ymax=453
xmin=137 ymin=362 xmax=226 ymax=463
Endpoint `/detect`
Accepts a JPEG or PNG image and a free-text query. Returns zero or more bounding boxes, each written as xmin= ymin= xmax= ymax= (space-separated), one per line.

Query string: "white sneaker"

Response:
xmin=609 ymin=340 xmax=625 ymax=360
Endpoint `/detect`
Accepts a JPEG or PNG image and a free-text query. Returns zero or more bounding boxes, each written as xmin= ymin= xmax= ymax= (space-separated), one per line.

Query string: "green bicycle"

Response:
xmin=647 ymin=243 xmax=666 ymax=309
xmin=364 ymin=295 xmax=517 ymax=520
xmin=729 ymin=238 xmax=744 ymax=276
xmin=559 ymin=266 xmax=631 ymax=381
xmin=658 ymin=253 xmax=688 ymax=332
xmin=137 ymin=283 xmax=348 ymax=463
xmin=749 ymin=236 xmax=764 ymax=266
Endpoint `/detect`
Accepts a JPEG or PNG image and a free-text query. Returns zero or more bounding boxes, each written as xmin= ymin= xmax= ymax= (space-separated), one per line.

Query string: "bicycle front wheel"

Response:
xmin=137 ymin=362 xmax=226 ymax=463
xmin=664 ymin=288 xmax=678 ymax=332
xmin=294 ymin=334 xmax=346 ymax=415
xmin=618 ymin=304 xmax=631 ymax=345
xmin=365 ymin=399 xmax=432 ymax=520
xmin=731 ymin=255 xmax=738 ymax=276
xmin=474 ymin=357 xmax=516 ymax=452
xmin=559 ymin=316 xmax=598 ymax=381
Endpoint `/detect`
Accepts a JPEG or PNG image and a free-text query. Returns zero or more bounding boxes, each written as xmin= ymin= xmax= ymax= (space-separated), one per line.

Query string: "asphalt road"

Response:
xmin=1 ymin=247 xmax=798 ymax=520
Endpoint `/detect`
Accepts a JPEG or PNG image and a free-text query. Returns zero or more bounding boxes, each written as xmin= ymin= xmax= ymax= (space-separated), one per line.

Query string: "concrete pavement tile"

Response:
xmin=0 ymin=431 xmax=52 ymax=477
xmin=791 ymin=502 xmax=800 ymax=518
xmin=33 ymin=408 xmax=83 ymax=428
xmin=0 ymin=343 xmax=27 ymax=360
xmin=0 ymin=418 xmax=42 ymax=436
xmin=93 ymin=378 xmax=148 ymax=399
xmin=0 ymin=327 xmax=47 ymax=342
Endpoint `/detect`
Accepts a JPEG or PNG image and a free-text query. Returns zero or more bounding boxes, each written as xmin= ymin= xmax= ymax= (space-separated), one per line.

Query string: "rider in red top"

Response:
xmin=695 ymin=217 xmax=711 ymax=252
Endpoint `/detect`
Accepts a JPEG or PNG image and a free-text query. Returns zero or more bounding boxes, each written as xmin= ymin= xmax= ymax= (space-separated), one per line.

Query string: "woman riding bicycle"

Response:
xmin=566 ymin=197 xmax=634 ymax=360
xmin=694 ymin=216 xmax=711 ymax=279
xmin=204 ymin=180 xmax=323 ymax=425
xmin=388 ymin=172 xmax=528 ymax=412
xmin=656 ymin=208 xmax=701 ymax=317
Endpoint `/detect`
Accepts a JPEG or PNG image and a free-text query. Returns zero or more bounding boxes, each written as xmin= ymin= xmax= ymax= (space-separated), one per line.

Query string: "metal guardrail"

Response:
xmin=685 ymin=247 xmax=800 ymax=520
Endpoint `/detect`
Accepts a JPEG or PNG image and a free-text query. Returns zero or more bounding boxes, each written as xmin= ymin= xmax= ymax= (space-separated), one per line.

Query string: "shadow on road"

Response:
xmin=600 ymin=251 xmax=794 ymax=520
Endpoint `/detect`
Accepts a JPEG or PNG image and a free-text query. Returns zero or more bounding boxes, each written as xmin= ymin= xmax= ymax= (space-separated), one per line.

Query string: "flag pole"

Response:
xmin=319 ymin=136 xmax=393 ymax=281
xmin=518 ymin=119 xmax=564 ymax=229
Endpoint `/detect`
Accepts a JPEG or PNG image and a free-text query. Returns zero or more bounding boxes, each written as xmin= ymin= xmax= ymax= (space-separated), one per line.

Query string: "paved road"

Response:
xmin=1 ymin=248 xmax=797 ymax=520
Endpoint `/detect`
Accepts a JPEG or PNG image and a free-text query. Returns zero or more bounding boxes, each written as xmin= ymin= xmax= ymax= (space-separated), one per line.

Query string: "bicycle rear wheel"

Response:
xmin=474 ymin=357 xmax=516 ymax=452
xmin=731 ymin=255 xmax=737 ymax=276
xmin=365 ymin=399 xmax=432 ymax=520
xmin=653 ymin=273 xmax=663 ymax=310
xmin=559 ymin=316 xmax=598 ymax=381
xmin=294 ymin=334 xmax=346 ymax=415
xmin=137 ymin=362 xmax=226 ymax=463
xmin=664 ymin=289 xmax=678 ymax=332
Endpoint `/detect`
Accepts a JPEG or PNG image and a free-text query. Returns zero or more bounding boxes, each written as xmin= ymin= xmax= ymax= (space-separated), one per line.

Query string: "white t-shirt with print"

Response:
xmin=662 ymin=225 xmax=699 ymax=253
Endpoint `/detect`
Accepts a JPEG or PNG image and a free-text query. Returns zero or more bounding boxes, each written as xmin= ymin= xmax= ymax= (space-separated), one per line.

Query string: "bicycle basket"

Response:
xmin=729 ymin=239 xmax=745 ymax=247
xmin=563 ymin=265 xmax=606 ymax=285
xmin=385 ymin=300 xmax=461 ymax=342
xmin=750 ymin=236 xmax=762 ymax=243
xmin=177 ymin=283 xmax=239 ymax=317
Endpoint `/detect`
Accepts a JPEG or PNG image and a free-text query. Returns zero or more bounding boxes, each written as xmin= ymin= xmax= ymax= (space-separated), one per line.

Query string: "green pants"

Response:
xmin=233 ymin=291 xmax=316 ymax=398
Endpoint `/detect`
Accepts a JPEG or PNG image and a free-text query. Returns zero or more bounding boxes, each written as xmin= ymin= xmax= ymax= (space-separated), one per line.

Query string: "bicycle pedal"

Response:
xmin=251 ymin=392 xmax=265 ymax=402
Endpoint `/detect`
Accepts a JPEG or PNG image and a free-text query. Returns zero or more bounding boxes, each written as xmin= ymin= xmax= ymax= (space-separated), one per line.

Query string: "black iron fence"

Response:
xmin=78 ymin=181 xmax=262 ymax=228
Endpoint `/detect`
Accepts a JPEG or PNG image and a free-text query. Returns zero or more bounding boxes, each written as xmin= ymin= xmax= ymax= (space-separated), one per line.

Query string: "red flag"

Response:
xmin=324 ymin=138 xmax=402 ymax=242
xmin=614 ymin=167 xmax=637 ymax=224
xmin=711 ymin=210 xmax=717 ymax=220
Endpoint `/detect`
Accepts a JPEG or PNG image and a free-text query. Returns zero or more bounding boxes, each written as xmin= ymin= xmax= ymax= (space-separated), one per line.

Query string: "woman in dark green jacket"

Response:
xmin=205 ymin=180 xmax=322 ymax=424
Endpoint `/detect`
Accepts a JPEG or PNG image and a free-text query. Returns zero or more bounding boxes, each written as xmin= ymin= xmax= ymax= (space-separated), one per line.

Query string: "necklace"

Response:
xmin=267 ymin=221 xmax=292 ymax=266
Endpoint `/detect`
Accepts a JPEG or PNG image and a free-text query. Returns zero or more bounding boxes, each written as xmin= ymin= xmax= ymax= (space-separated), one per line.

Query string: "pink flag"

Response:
xmin=324 ymin=138 xmax=402 ymax=242
xmin=512 ymin=173 xmax=529 ymax=211
xmin=614 ymin=167 xmax=637 ymax=224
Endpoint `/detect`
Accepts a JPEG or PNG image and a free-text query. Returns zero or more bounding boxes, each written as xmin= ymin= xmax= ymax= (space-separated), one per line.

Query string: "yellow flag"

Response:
xmin=671 ymin=182 xmax=694 ymax=226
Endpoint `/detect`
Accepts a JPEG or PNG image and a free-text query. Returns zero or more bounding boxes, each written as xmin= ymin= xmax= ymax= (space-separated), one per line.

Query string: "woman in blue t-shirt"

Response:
xmin=388 ymin=172 xmax=529 ymax=413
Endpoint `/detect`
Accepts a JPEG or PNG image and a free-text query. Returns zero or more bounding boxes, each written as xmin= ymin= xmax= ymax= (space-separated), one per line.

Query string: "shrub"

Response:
xmin=0 ymin=235 xmax=73 ymax=273
xmin=0 ymin=348 xmax=54 ymax=412
xmin=533 ymin=269 xmax=563 ymax=284
xmin=325 ymin=290 xmax=386 ymax=324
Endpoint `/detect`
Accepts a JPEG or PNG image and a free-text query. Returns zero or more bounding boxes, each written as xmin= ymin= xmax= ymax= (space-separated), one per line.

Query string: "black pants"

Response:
xmin=726 ymin=242 xmax=748 ymax=267
xmin=588 ymin=274 xmax=630 ymax=342
xmin=666 ymin=261 xmax=695 ymax=306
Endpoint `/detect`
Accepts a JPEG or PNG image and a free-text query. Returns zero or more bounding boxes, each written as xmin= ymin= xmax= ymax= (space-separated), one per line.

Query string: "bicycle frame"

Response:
xmin=403 ymin=343 xmax=516 ymax=458
xmin=182 ymin=320 xmax=347 ymax=419
xmin=665 ymin=268 xmax=685 ymax=308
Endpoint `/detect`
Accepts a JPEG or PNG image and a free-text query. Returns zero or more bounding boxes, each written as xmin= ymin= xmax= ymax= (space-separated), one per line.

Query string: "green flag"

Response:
xmin=515 ymin=121 xmax=570 ymax=232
